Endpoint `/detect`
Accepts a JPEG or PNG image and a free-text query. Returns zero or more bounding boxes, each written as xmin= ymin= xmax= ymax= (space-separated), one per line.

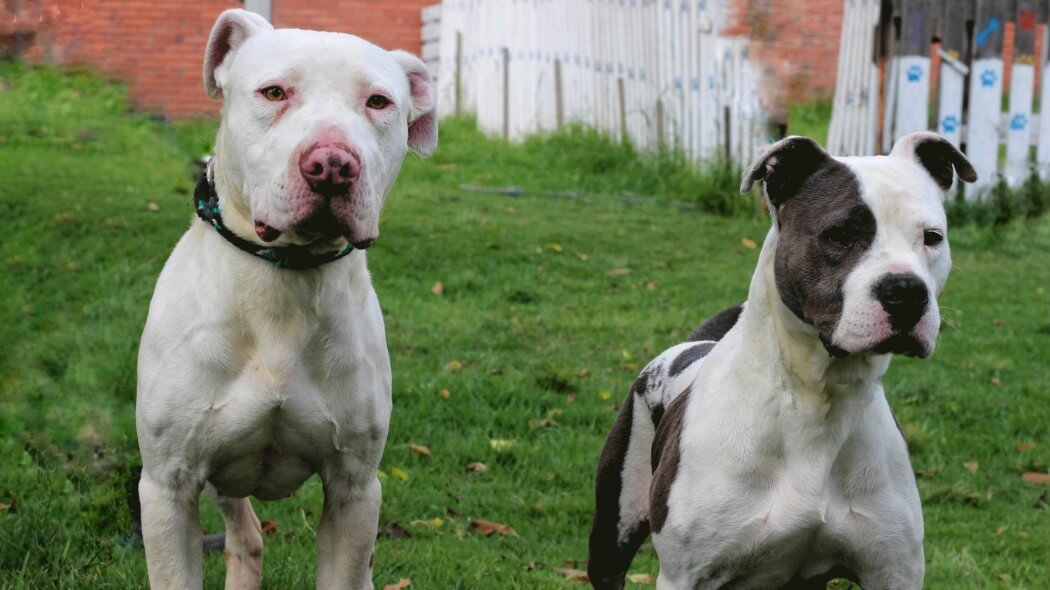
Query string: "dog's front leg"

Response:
xmin=315 ymin=475 xmax=382 ymax=590
xmin=140 ymin=472 xmax=205 ymax=589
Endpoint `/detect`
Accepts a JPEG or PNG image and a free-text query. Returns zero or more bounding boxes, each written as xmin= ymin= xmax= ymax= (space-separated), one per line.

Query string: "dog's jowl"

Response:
xmin=588 ymin=132 xmax=976 ymax=589
xmin=135 ymin=10 xmax=436 ymax=589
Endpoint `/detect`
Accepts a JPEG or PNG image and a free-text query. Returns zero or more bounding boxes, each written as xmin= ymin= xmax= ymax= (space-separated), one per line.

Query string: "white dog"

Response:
xmin=136 ymin=9 xmax=436 ymax=589
xmin=588 ymin=132 xmax=976 ymax=589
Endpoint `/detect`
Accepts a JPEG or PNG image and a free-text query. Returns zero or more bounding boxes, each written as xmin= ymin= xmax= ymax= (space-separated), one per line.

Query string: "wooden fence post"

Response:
xmin=966 ymin=0 xmax=1008 ymax=199
xmin=455 ymin=31 xmax=463 ymax=117
xmin=502 ymin=46 xmax=510 ymax=140
xmin=555 ymin=58 xmax=564 ymax=130
xmin=1005 ymin=0 xmax=1040 ymax=187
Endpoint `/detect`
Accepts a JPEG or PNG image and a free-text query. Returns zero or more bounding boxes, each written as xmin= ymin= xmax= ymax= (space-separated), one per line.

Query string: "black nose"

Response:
xmin=873 ymin=273 xmax=929 ymax=330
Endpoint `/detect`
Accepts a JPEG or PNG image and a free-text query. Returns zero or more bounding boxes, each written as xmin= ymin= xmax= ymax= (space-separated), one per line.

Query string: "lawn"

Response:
xmin=0 ymin=63 xmax=1047 ymax=589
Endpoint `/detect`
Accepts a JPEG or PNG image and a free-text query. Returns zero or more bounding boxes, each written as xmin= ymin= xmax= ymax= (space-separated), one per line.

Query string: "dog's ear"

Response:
xmin=204 ymin=9 xmax=273 ymax=100
xmin=890 ymin=131 xmax=978 ymax=191
xmin=741 ymin=136 xmax=834 ymax=208
xmin=391 ymin=50 xmax=438 ymax=157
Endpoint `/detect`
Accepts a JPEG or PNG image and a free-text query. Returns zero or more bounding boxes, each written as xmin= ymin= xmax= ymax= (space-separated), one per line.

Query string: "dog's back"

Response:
xmin=587 ymin=305 xmax=741 ymax=589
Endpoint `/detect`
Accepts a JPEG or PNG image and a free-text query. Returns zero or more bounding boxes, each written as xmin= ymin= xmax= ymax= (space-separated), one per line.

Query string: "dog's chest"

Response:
xmin=199 ymin=299 xmax=390 ymax=499
xmin=660 ymin=397 xmax=913 ymax=584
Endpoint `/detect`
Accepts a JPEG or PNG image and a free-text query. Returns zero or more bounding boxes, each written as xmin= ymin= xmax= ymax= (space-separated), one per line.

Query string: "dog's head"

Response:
xmin=203 ymin=9 xmax=437 ymax=248
xmin=742 ymin=132 xmax=976 ymax=359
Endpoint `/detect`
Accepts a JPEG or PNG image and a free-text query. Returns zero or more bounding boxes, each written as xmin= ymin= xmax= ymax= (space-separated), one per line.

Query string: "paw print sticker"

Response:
xmin=980 ymin=69 xmax=999 ymax=88
xmin=941 ymin=115 xmax=960 ymax=133
xmin=1010 ymin=113 xmax=1029 ymax=131
xmin=906 ymin=65 xmax=924 ymax=82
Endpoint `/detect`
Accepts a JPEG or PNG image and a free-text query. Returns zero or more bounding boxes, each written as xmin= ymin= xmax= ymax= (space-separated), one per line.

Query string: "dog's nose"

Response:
xmin=298 ymin=144 xmax=360 ymax=196
xmin=874 ymin=273 xmax=928 ymax=330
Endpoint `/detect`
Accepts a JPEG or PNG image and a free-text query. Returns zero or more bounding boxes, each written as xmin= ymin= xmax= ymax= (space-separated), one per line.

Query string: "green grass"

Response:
xmin=1 ymin=63 xmax=1048 ymax=589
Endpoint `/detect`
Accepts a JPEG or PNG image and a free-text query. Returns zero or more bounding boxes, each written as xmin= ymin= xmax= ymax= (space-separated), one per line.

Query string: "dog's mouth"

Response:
xmin=871 ymin=332 xmax=930 ymax=358
xmin=255 ymin=215 xmax=376 ymax=250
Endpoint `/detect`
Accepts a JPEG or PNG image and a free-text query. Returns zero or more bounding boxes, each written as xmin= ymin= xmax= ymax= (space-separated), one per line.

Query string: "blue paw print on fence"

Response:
xmin=1010 ymin=114 xmax=1029 ymax=131
xmin=906 ymin=65 xmax=924 ymax=82
xmin=980 ymin=69 xmax=998 ymax=88
xmin=941 ymin=115 xmax=960 ymax=133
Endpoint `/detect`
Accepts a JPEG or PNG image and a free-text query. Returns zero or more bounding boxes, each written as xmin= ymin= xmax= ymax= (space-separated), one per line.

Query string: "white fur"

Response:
xmin=652 ymin=231 xmax=924 ymax=589
xmin=137 ymin=10 xmax=434 ymax=589
xmin=831 ymin=155 xmax=951 ymax=356
xmin=648 ymin=154 xmax=953 ymax=588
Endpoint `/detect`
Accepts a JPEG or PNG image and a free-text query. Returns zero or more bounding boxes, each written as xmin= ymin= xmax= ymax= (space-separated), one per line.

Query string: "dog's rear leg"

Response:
xmin=588 ymin=392 xmax=657 ymax=590
xmin=139 ymin=472 xmax=204 ymax=589
xmin=316 ymin=475 xmax=382 ymax=590
xmin=204 ymin=484 xmax=263 ymax=590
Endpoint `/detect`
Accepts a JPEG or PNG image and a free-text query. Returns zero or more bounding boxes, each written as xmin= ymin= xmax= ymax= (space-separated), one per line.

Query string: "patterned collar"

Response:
xmin=193 ymin=171 xmax=354 ymax=270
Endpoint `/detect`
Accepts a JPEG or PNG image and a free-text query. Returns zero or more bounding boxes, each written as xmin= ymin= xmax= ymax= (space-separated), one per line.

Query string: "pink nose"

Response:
xmin=298 ymin=144 xmax=360 ymax=196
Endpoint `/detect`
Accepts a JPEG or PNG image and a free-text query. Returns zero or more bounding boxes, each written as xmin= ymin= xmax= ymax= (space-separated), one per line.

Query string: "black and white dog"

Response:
xmin=588 ymin=132 xmax=976 ymax=589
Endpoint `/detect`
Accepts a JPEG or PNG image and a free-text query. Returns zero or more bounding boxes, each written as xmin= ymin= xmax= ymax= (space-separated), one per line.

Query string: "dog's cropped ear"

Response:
xmin=741 ymin=136 xmax=834 ymax=208
xmin=391 ymin=51 xmax=438 ymax=157
xmin=890 ymin=131 xmax=978 ymax=191
xmin=204 ymin=9 xmax=273 ymax=99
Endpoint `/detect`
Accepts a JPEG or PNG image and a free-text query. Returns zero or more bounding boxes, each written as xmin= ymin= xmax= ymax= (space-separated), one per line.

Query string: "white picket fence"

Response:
xmin=427 ymin=0 xmax=768 ymax=167
xmin=829 ymin=0 xmax=1050 ymax=199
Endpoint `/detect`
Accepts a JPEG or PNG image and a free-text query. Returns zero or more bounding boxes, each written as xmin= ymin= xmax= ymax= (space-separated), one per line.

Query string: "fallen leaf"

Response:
xmin=576 ymin=253 xmax=589 ymax=261
xmin=555 ymin=567 xmax=590 ymax=583
xmin=997 ymin=574 xmax=1010 ymax=582
xmin=1016 ymin=530 xmax=1031 ymax=538
xmin=644 ymin=281 xmax=657 ymax=290
xmin=384 ymin=578 xmax=412 ymax=590
xmin=410 ymin=517 xmax=444 ymax=529
xmin=598 ymin=390 xmax=612 ymax=400
xmin=444 ymin=360 xmax=464 ymax=371
xmin=260 ymin=520 xmax=278 ymax=535
xmin=606 ymin=268 xmax=631 ymax=277
xmin=990 ymin=377 xmax=1002 ymax=387
xmin=992 ymin=318 xmax=1005 ymax=326
xmin=964 ymin=461 xmax=979 ymax=473
xmin=1022 ymin=472 xmax=1050 ymax=485
xmin=578 ymin=367 xmax=590 ymax=377
xmin=566 ymin=393 xmax=577 ymax=403
xmin=489 ymin=439 xmax=516 ymax=451
xmin=470 ymin=519 xmax=517 ymax=537
xmin=467 ymin=462 xmax=488 ymax=473
xmin=995 ymin=526 xmax=1007 ymax=536
xmin=409 ymin=443 xmax=431 ymax=457
xmin=529 ymin=417 xmax=557 ymax=429
xmin=545 ymin=243 xmax=563 ymax=253
xmin=390 ymin=467 xmax=410 ymax=481
xmin=1017 ymin=442 xmax=1036 ymax=452
xmin=147 ymin=202 xmax=160 ymax=212
xmin=439 ymin=388 xmax=451 ymax=400
xmin=385 ymin=522 xmax=411 ymax=538
xmin=431 ymin=282 xmax=443 ymax=295
xmin=524 ymin=561 xmax=544 ymax=571
xmin=740 ymin=237 xmax=757 ymax=249
xmin=627 ymin=572 xmax=656 ymax=584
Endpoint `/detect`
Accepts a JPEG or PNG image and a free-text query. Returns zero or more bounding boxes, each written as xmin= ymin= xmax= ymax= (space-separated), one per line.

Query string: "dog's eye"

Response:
xmin=923 ymin=229 xmax=944 ymax=247
xmin=260 ymin=86 xmax=287 ymax=102
xmin=366 ymin=95 xmax=391 ymax=109
xmin=821 ymin=226 xmax=855 ymax=250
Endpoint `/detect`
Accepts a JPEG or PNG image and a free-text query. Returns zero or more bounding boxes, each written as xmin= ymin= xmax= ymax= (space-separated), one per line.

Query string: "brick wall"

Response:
xmin=724 ymin=0 xmax=845 ymax=119
xmin=2 ymin=0 xmax=432 ymax=120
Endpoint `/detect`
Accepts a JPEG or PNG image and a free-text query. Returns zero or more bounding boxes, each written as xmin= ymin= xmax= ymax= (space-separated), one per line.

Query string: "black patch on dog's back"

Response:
xmin=687 ymin=303 xmax=744 ymax=342
xmin=669 ymin=342 xmax=716 ymax=378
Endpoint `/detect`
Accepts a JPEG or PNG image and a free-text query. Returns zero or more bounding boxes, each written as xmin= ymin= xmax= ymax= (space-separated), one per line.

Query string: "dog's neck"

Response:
xmin=739 ymin=226 xmax=891 ymax=409
xmin=208 ymin=156 xmax=260 ymax=245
